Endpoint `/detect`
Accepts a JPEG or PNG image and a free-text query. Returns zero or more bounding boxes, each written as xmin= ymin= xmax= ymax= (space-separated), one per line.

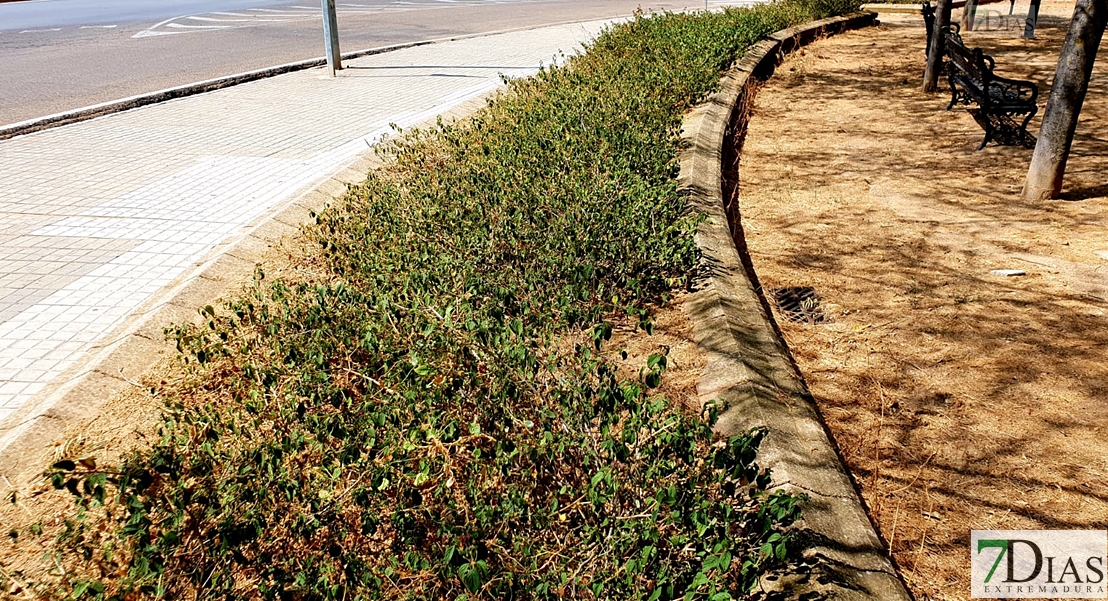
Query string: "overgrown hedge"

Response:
xmin=41 ymin=2 xmax=856 ymax=599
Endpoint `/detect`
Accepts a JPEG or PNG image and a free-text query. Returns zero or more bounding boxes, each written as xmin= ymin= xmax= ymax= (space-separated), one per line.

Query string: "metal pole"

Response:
xmin=322 ymin=0 xmax=342 ymax=76
xmin=1024 ymin=0 xmax=1041 ymax=38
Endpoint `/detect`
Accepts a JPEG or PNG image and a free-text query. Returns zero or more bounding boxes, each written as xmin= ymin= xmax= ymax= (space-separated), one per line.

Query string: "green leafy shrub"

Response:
xmin=42 ymin=3 xmax=843 ymax=599
xmin=800 ymin=0 xmax=864 ymax=17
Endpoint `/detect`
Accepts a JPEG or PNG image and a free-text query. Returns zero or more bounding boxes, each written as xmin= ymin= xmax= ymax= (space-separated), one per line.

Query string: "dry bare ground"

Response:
xmin=739 ymin=6 xmax=1108 ymax=600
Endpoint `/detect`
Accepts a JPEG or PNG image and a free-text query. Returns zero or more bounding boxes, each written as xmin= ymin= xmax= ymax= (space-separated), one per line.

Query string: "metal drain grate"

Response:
xmin=771 ymin=286 xmax=826 ymax=324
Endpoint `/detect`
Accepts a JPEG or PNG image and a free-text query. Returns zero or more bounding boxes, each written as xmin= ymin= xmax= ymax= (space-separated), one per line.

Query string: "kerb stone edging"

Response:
xmin=0 ymin=15 xmax=605 ymax=141
xmin=678 ymin=13 xmax=914 ymax=601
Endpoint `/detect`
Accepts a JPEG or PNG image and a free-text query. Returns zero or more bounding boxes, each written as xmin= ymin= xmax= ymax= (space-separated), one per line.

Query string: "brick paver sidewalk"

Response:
xmin=0 ymin=19 xmax=617 ymax=434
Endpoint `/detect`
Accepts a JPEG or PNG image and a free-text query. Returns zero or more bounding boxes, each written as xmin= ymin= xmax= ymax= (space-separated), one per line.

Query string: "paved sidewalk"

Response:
xmin=0 ymin=18 xmax=622 ymax=437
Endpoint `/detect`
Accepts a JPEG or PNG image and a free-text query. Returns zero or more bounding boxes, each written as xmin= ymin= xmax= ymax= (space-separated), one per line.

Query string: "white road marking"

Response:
xmin=244 ymin=11 xmax=310 ymax=16
xmin=19 ymin=28 xmax=62 ymax=33
xmin=186 ymin=15 xmax=248 ymax=21
xmin=133 ymin=9 xmax=302 ymax=38
xmin=134 ymin=13 xmax=192 ymax=37
xmin=79 ymin=25 xmax=119 ymax=29
xmin=166 ymin=23 xmax=238 ymax=29
xmin=132 ymin=0 xmax=541 ymax=40
xmin=132 ymin=30 xmax=185 ymax=37
xmin=186 ymin=15 xmax=290 ymax=22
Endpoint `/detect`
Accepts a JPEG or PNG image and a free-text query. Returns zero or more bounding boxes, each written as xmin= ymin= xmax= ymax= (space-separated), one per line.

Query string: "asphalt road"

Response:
xmin=0 ymin=0 xmax=740 ymax=126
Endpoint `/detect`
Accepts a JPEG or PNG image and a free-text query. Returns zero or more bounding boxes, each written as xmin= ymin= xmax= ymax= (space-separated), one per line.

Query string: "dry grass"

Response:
xmin=0 ymin=190 xmax=710 ymax=600
xmin=0 ymin=231 xmax=325 ymax=597
xmin=593 ymin=294 xmax=706 ymax=415
xmin=738 ymin=7 xmax=1108 ymax=600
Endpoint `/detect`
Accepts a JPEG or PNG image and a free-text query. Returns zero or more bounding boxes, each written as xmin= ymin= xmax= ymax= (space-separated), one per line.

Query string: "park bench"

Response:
xmin=943 ymin=28 xmax=1039 ymax=149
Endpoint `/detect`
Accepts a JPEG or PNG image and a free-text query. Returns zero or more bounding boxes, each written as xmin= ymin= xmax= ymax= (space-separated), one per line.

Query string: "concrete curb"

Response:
xmin=860 ymin=3 xmax=923 ymax=13
xmin=0 ymin=15 xmax=615 ymax=141
xmin=0 ymin=43 xmax=418 ymax=141
xmin=677 ymin=13 xmax=915 ymax=600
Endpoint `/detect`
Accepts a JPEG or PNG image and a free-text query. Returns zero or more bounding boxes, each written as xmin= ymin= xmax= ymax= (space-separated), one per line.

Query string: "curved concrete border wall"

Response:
xmin=678 ymin=13 xmax=915 ymax=601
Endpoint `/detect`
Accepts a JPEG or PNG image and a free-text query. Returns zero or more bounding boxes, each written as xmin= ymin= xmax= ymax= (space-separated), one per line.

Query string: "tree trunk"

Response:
xmin=1023 ymin=0 xmax=1043 ymax=38
xmin=1023 ymin=0 xmax=1107 ymax=200
xmin=962 ymin=0 xmax=980 ymax=31
xmin=923 ymin=0 xmax=953 ymax=91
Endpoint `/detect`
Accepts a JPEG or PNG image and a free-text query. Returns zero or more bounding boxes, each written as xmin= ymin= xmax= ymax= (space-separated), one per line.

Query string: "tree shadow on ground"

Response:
xmin=733 ymin=11 xmax=1108 ymax=599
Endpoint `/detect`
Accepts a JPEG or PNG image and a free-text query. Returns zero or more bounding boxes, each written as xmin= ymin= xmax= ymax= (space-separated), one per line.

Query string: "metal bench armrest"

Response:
xmin=989 ymin=73 xmax=1040 ymax=105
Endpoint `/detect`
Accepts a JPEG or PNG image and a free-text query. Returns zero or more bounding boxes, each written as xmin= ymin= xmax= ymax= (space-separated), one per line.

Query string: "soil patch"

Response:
xmin=739 ymin=7 xmax=1108 ymax=600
